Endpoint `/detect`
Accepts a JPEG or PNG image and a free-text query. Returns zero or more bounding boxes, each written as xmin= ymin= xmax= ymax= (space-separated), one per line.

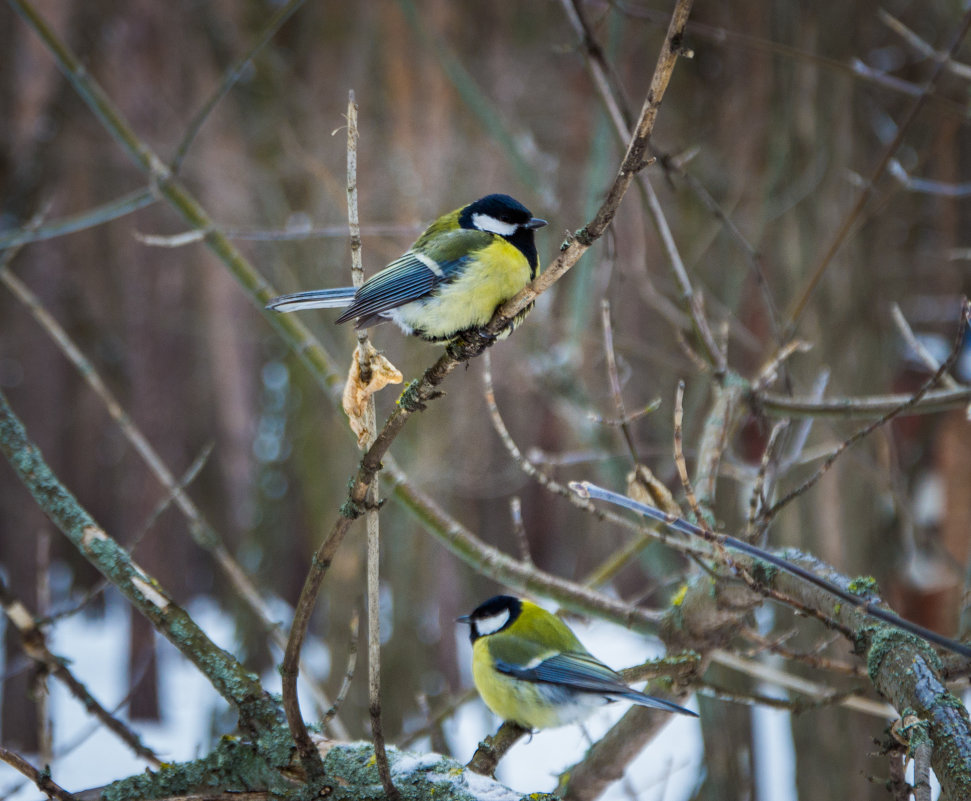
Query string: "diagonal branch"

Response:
xmin=7 ymin=0 xmax=346 ymax=402
xmin=1 ymin=223 xmax=347 ymax=738
xmin=0 ymin=575 xmax=161 ymax=765
xmin=0 ymin=0 xmax=304 ymax=252
xmin=0 ymin=388 xmax=281 ymax=734
xmin=766 ymin=299 xmax=970 ymax=519
xmin=784 ymin=8 xmax=971 ymax=331
xmin=572 ymin=480 xmax=971 ymax=660
xmin=482 ymin=0 xmax=696 ymax=336
xmin=0 ymin=747 xmax=79 ymax=801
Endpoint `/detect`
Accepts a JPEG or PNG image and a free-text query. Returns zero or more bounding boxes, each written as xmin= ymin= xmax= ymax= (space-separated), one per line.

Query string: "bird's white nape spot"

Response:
xmin=474 ymin=609 xmax=511 ymax=636
xmin=413 ymin=251 xmax=445 ymax=277
xmin=472 ymin=212 xmax=518 ymax=237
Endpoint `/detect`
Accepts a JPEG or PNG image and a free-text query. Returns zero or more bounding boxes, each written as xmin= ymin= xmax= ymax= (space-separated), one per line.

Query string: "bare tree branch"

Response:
xmin=0 ymin=576 xmax=161 ymax=765
xmin=0 ymin=388 xmax=282 ymax=734
xmin=784 ymin=9 xmax=971 ymax=331
xmin=0 ymin=746 xmax=80 ymax=801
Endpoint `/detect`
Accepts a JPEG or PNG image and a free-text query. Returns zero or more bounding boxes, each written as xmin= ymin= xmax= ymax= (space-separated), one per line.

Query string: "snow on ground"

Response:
xmin=0 ymin=595 xmax=812 ymax=801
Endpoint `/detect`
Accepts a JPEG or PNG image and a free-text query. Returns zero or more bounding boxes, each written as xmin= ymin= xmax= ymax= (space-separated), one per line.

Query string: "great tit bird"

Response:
xmin=265 ymin=194 xmax=547 ymax=343
xmin=458 ymin=595 xmax=697 ymax=730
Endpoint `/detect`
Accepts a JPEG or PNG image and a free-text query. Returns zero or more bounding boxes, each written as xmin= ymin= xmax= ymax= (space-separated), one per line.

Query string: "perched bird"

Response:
xmin=265 ymin=194 xmax=547 ymax=342
xmin=458 ymin=595 xmax=697 ymax=730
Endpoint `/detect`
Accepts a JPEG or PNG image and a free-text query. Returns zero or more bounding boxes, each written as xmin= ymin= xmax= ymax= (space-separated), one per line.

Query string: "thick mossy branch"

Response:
xmin=102 ymin=734 xmax=298 ymax=801
xmin=653 ymin=543 xmax=971 ymax=798
xmin=861 ymin=628 xmax=971 ymax=801
xmin=318 ymin=743 xmax=558 ymax=801
xmin=100 ymin=739 xmax=555 ymax=801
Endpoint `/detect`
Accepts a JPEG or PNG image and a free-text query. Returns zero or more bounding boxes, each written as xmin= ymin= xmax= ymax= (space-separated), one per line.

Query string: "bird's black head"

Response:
xmin=458 ymin=194 xmax=547 ymax=276
xmin=459 ymin=194 xmax=535 ymax=231
xmin=457 ymin=595 xmax=522 ymax=643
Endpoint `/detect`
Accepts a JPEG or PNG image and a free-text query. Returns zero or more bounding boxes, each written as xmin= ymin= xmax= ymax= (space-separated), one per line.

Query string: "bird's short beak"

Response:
xmin=527 ymin=217 xmax=548 ymax=229
xmin=456 ymin=614 xmax=472 ymax=624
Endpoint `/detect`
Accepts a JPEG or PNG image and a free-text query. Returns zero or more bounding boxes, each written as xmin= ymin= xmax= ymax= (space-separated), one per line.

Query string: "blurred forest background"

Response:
xmin=2 ymin=1 xmax=971 ymax=799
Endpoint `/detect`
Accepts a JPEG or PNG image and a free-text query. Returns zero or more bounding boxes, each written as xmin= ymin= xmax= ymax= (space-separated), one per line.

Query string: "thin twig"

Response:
xmin=0 ymin=389 xmax=281 ymax=732
xmin=0 ymin=746 xmax=80 ymax=801
xmin=134 ymin=222 xmax=419 ymax=245
xmin=758 ymin=385 xmax=971 ymax=419
xmin=509 ymin=497 xmax=532 ymax=565
xmin=776 ymin=370 xmax=830 ymax=473
xmin=692 ymin=377 xmax=743 ymax=512
xmin=170 ymin=0 xmax=305 ymax=172
xmin=766 ymin=299 xmax=970 ymax=519
xmin=673 ymin=381 xmax=704 ymax=522
xmin=752 ymin=339 xmax=812 ymax=393
xmin=617 ymin=2 xmax=970 ymax=116
xmin=878 ymin=8 xmax=971 ymax=82
xmin=564 ymin=0 xmax=733 ymax=369
xmin=320 ymin=609 xmax=359 ymax=730
xmin=784 ymin=9 xmax=971 ymax=331
xmin=481 ymin=0 xmax=696 ymax=336
xmin=600 ymin=299 xmax=640 ymax=463
xmin=35 ymin=527 xmax=53 ymax=767
xmin=647 ymin=177 xmax=727 ymax=373
xmin=887 ymin=158 xmax=971 ymax=198
xmin=890 ymin=302 xmax=960 ymax=389
xmin=745 ymin=420 xmax=787 ymax=541
xmin=344 ymin=90 xmax=399 ymax=801
xmin=0 ymin=576 xmax=161 ymax=765
xmin=739 ymin=627 xmax=866 ymax=677
xmin=0 ymin=0 xmax=304 ymax=252
xmin=571 ymin=480 xmax=971 ymax=659
xmin=281 ymin=518 xmax=353 ymax=775
xmin=0 ymin=188 xmax=156 ymax=251
xmin=382 ymin=454 xmax=667 ymax=631
xmin=1 ymin=223 xmax=345 ymax=736
xmin=589 ymin=398 xmax=661 ymax=427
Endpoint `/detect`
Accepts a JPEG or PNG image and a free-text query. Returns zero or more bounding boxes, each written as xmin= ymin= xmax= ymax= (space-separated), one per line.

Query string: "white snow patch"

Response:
xmin=464 ymin=770 xmax=523 ymax=801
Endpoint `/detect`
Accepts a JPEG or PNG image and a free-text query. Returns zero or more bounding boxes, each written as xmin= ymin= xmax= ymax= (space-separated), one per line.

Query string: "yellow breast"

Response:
xmin=471 ymin=639 xmax=584 ymax=730
xmin=395 ymin=238 xmax=533 ymax=341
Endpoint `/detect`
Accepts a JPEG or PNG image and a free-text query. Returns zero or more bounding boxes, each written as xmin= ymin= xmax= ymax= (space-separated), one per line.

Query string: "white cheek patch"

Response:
xmin=472 ymin=213 xmax=518 ymax=237
xmin=475 ymin=609 xmax=511 ymax=636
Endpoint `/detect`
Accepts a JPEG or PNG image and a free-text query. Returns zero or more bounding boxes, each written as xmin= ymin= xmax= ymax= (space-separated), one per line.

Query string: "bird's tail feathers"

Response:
xmin=618 ymin=689 xmax=698 ymax=717
xmin=265 ymin=288 xmax=355 ymax=313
